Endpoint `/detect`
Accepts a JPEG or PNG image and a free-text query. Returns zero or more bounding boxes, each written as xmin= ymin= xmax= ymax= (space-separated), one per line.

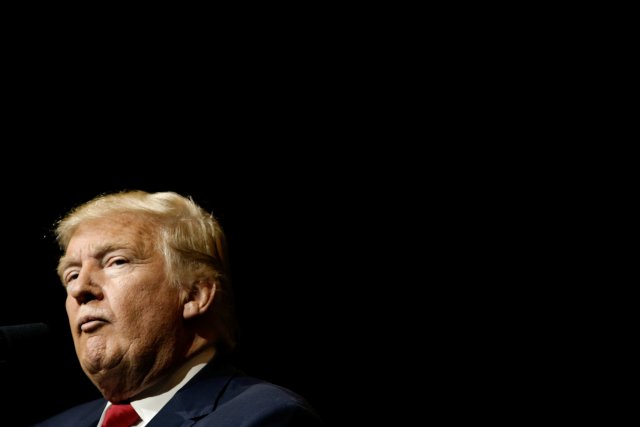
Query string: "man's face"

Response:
xmin=60 ymin=214 xmax=185 ymax=396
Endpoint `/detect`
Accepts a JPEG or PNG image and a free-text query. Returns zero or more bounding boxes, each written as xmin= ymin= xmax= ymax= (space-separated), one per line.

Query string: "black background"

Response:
xmin=0 ymin=166 xmax=380 ymax=426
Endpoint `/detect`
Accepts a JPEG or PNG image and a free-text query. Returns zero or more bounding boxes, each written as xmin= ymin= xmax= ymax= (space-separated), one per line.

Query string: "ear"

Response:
xmin=183 ymin=280 xmax=216 ymax=320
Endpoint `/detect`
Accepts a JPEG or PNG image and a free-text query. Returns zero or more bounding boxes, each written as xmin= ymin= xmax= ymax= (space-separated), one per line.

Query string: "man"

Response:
xmin=34 ymin=190 xmax=322 ymax=426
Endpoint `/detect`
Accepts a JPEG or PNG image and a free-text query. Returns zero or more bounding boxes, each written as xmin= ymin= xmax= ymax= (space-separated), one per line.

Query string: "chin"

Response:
xmin=79 ymin=336 xmax=112 ymax=373
xmin=93 ymin=377 xmax=137 ymax=403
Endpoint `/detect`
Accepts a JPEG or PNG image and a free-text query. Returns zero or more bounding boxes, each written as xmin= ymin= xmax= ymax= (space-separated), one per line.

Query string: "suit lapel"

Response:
xmin=146 ymin=360 xmax=238 ymax=427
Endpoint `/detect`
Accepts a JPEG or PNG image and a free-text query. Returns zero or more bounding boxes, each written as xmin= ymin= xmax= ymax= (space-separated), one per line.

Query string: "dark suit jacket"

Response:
xmin=32 ymin=360 xmax=323 ymax=426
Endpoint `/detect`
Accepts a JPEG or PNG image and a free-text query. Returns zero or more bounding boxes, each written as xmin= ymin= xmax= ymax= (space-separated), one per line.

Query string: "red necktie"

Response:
xmin=102 ymin=403 xmax=141 ymax=427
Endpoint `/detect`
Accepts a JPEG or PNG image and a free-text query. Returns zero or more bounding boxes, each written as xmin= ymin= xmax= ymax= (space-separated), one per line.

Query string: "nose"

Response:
xmin=66 ymin=265 xmax=104 ymax=305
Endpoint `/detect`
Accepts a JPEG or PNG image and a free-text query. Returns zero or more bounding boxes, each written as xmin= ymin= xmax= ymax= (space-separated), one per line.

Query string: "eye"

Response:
xmin=107 ymin=257 xmax=129 ymax=267
xmin=64 ymin=271 xmax=79 ymax=285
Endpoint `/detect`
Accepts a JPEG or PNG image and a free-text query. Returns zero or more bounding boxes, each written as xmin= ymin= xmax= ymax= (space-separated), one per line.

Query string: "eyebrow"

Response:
xmin=57 ymin=242 xmax=136 ymax=280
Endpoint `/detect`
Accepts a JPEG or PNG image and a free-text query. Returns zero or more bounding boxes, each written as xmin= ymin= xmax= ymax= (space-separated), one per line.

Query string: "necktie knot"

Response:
xmin=102 ymin=403 xmax=140 ymax=427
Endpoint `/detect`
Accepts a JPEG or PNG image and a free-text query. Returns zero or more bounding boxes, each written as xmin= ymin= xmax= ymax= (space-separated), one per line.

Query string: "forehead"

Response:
xmin=65 ymin=213 xmax=158 ymax=255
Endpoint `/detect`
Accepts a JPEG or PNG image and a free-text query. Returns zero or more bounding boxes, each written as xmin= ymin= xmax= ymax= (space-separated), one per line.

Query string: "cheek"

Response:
xmin=65 ymin=296 xmax=77 ymax=320
xmin=117 ymin=287 xmax=182 ymax=328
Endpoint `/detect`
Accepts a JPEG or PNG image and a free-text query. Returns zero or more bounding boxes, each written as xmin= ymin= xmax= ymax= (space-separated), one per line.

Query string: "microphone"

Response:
xmin=0 ymin=323 xmax=51 ymax=363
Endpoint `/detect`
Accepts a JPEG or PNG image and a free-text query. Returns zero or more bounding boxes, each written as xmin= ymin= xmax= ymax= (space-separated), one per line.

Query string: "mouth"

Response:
xmin=78 ymin=316 xmax=109 ymax=333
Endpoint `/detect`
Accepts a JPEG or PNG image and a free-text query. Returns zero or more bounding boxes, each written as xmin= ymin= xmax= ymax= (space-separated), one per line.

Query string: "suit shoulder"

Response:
xmin=227 ymin=376 xmax=309 ymax=403
xmin=211 ymin=376 xmax=323 ymax=426
xmin=31 ymin=398 xmax=105 ymax=426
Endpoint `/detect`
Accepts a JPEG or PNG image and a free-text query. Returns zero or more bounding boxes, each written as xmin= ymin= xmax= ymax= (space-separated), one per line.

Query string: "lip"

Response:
xmin=77 ymin=315 xmax=109 ymax=333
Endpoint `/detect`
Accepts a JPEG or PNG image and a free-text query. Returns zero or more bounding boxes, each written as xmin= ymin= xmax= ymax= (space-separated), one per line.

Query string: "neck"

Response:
xmin=132 ymin=346 xmax=216 ymax=400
